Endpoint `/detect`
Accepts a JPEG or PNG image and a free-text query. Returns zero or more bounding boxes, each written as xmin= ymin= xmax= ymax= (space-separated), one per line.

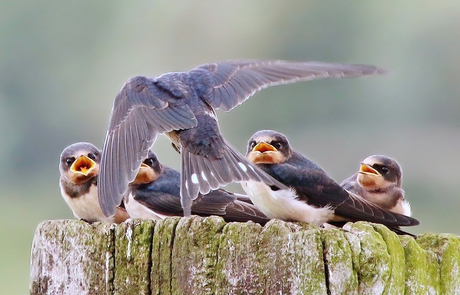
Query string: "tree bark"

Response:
xmin=30 ymin=217 xmax=460 ymax=294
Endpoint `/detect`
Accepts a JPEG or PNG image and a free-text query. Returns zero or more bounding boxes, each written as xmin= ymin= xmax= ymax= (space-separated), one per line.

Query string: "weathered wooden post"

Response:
xmin=30 ymin=217 xmax=460 ymax=294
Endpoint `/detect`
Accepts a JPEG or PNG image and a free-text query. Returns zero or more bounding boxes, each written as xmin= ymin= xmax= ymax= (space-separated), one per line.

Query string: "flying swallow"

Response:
xmin=341 ymin=155 xmax=411 ymax=216
xmin=125 ymin=151 xmax=269 ymax=224
xmin=59 ymin=142 xmax=129 ymax=223
xmin=241 ymin=130 xmax=419 ymax=230
xmin=98 ymin=60 xmax=384 ymax=218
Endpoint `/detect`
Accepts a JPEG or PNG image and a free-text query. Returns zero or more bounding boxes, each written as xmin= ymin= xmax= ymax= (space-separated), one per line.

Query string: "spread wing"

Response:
xmin=98 ymin=75 xmax=197 ymax=216
xmin=199 ymin=60 xmax=384 ymax=111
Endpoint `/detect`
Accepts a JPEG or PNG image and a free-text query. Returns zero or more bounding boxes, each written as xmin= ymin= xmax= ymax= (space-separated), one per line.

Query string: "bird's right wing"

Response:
xmin=199 ymin=60 xmax=384 ymax=112
xmin=336 ymin=191 xmax=420 ymax=227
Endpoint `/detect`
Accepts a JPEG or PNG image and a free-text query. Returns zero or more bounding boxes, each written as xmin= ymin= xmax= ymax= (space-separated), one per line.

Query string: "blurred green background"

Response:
xmin=2 ymin=1 xmax=460 ymax=293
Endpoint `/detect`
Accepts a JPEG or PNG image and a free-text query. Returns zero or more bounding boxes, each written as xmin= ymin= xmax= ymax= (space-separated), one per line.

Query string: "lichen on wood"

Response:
xmin=29 ymin=220 xmax=116 ymax=295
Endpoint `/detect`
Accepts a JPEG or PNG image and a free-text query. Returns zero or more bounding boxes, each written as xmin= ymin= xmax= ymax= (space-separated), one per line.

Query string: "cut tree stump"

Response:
xmin=29 ymin=217 xmax=460 ymax=294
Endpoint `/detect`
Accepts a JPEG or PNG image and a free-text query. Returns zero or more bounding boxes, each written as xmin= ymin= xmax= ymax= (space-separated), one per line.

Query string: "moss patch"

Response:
xmin=322 ymin=228 xmax=358 ymax=295
xmin=215 ymin=221 xmax=263 ymax=294
xmin=170 ymin=216 xmax=226 ymax=295
xmin=343 ymin=222 xmax=391 ymax=295
xmin=418 ymin=233 xmax=460 ymax=294
xmin=399 ymin=235 xmax=439 ymax=295
xmin=151 ymin=216 xmax=181 ymax=295
xmin=372 ymin=224 xmax=405 ymax=295
xmin=257 ymin=220 xmax=327 ymax=294
xmin=114 ymin=219 xmax=155 ymax=295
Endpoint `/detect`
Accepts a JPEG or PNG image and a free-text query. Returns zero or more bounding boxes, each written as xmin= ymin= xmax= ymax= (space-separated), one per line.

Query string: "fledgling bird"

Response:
xmin=59 ymin=142 xmax=129 ymax=223
xmin=341 ymin=155 xmax=411 ymax=216
xmin=125 ymin=151 xmax=269 ymax=224
xmin=241 ymin=130 xmax=419 ymax=231
xmin=98 ymin=59 xmax=384 ymax=218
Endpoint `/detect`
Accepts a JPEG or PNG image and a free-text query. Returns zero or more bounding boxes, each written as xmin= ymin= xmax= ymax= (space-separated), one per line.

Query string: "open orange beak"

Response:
xmin=248 ymin=141 xmax=283 ymax=164
xmin=252 ymin=142 xmax=277 ymax=153
xmin=132 ymin=163 xmax=157 ymax=185
xmin=70 ymin=155 xmax=97 ymax=177
xmin=359 ymin=163 xmax=380 ymax=175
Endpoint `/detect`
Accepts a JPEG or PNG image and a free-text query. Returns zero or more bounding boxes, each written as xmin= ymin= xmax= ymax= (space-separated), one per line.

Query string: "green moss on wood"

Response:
xmin=257 ymin=220 xmax=327 ymax=294
xmin=170 ymin=216 xmax=226 ymax=295
xmin=215 ymin=221 xmax=263 ymax=295
xmin=418 ymin=233 xmax=460 ymax=294
xmin=30 ymin=218 xmax=460 ymax=295
xmin=322 ymin=228 xmax=358 ymax=295
xmin=114 ymin=219 xmax=155 ymax=295
xmin=372 ymin=224 xmax=406 ymax=295
xmin=343 ymin=222 xmax=391 ymax=295
xmin=399 ymin=235 xmax=439 ymax=295
xmin=151 ymin=216 xmax=180 ymax=295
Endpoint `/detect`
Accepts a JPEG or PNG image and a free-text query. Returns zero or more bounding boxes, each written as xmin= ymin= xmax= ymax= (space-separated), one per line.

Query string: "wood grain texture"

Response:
xmin=30 ymin=218 xmax=460 ymax=295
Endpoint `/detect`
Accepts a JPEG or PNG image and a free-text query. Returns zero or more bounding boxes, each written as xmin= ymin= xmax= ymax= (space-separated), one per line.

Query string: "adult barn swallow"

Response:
xmin=125 ymin=151 xmax=269 ymax=224
xmin=341 ymin=155 xmax=411 ymax=216
xmin=59 ymin=142 xmax=129 ymax=223
xmin=241 ymin=130 xmax=419 ymax=229
xmin=98 ymin=60 xmax=384 ymax=218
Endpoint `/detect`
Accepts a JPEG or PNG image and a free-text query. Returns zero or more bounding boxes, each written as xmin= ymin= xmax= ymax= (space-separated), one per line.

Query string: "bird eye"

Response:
xmin=272 ymin=141 xmax=282 ymax=149
xmin=87 ymin=153 xmax=97 ymax=161
xmin=65 ymin=157 xmax=75 ymax=166
xmin=380 ymin=166 xmax=389 ymax=175
xmin=144 ymin=158 xmax=154 ymax=167
xmin=249 ymin=141 xmax=257 ymax=149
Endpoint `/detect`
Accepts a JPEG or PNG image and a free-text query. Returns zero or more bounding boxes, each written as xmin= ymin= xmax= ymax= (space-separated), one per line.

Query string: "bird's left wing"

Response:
xmin=99 ymin=76 xmax=197 ymax=217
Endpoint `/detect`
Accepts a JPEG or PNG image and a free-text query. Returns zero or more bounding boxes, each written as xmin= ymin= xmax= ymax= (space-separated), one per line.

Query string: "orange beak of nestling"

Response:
xmin=247 ymin=141 xmax=284 ymax=164
xmin=359 ymin=163 xmax=380 ymax=175
xmin=253 ymin=142 xmax=277 ymax=153
xmin=132 ymin=163 xmax=157 ymax=185
xmin=70 ymin=155 xmax=98 ymax=177
xmin=357 ymin=162 xmax=386 ymax=189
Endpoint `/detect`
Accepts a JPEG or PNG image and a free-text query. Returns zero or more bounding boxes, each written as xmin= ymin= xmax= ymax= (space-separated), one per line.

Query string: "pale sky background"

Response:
xmin=2 ymin=2 xmax=460 ymax=293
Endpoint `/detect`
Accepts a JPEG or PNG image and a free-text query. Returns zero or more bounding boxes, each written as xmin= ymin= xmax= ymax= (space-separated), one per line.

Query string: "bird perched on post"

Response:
xmin=59 ymin=142 xmax=129 ymax=223
xmin=98 ymin=60 xmax=384 ymax=218
xmin=341 ymin=155 xmax=411 ymax=216
xmin=125 ymin=151 xmax=269 ymax=224
xmin=241 ymin=130 xmax=419 ymax=232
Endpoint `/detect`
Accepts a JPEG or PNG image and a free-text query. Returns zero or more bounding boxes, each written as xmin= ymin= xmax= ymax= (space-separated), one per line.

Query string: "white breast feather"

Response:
xmin=400 ymin=199 xmax=412 ymax=216
xmin=60 ymin=184 xmax=107 ymax=222
xmin=241 ymin=181 xmax=333 ymax=226
xmin=125 ymin=193 xmax=168 ymax=220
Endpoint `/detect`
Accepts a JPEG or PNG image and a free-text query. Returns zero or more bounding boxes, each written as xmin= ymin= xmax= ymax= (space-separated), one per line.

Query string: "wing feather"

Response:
xmin=200 ymin=60 xmax=383 ymax=111
xmin=99 ymin=76 xmax=197 ymax=216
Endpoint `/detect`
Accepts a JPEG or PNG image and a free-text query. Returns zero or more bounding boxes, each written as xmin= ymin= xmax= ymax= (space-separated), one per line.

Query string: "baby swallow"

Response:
xmin=98 ymin=59 xmax=384 ymax=218
xmin=241 ymin=130 xmax=419 ymax=230
xmin=341 ymin=155 xmax=411 ymax=216
xmin=125 ymin=151 xmax=269 ymax=224
xmin=59 ymin=142 xmax=129 ymax=223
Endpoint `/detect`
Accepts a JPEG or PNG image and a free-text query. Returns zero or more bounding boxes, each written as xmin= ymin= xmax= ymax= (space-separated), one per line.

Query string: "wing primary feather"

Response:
xmin=203 ymin=60 xmax=383 ymax=112
xmin=180 ymin=150 xmax=193 ymax=217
